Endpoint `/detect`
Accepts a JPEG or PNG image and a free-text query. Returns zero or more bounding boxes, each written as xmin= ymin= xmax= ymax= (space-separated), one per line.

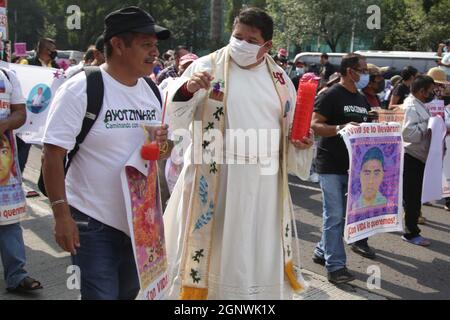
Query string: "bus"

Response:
xmin=293 ymin=51 xmax=440 ymax=75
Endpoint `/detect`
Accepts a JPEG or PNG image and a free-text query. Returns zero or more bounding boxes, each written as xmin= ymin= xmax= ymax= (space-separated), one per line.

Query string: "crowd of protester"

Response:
xmin=1 ymin=4 xmax=449 ymax=299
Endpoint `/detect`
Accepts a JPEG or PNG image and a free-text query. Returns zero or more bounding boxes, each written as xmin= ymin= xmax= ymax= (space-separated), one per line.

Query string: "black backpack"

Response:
xmin=38 ymin=66 xmax=162 ymax=196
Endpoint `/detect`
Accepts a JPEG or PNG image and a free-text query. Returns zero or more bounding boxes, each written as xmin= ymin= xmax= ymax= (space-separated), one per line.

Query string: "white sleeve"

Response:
xmin=6 ymin=70 xmax=26 ymax=105
xmin=42 ymin=84 xmax=87 ymax=152
xmin=166 ymin=57 xmax=211 ymax=132
xmin=158 ymin=78 xmax=172 ymax=96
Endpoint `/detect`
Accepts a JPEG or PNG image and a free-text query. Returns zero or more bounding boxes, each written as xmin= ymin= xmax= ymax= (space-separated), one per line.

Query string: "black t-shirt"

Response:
xmin=27 ymin=56 xmax=59 ymax=69
xmin=390 ymin=82 xmax=410 ymax=105
xmin=291 ymin=75 xmax=300 ymax=91
xmin=320 ymin=62 xmax=336 ymax=81
xmin=314 ymin=84 xmax=371 ymax=174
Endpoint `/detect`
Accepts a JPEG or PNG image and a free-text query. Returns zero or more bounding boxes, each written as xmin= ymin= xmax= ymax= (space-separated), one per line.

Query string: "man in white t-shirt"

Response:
xmin=42 ymin=6 xmax=172 ymax=300
xmin=0 ymin=68 xmax=43 ymax=293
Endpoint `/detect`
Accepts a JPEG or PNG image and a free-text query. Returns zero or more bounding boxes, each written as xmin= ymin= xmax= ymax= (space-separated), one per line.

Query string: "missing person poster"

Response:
xmin=121 ymin=147 xmax=168 ymax=300
xmin=341 ymin=123 xmax=404 ymax=244
xmin=0 ymin=61 xmax=66 ymax=144
xmin=0 ymin=80 xmax=26 ymax=225
xmin=374 ymin=108 xmax=405 ymax=124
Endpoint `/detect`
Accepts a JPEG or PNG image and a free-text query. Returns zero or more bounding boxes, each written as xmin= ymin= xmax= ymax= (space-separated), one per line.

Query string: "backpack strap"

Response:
xmin=66 ymin=66 xmax=104 ymax=171
xmin=67 ymin=66 xmax=85 ymax=79
xmin=39 ymin=69 xmax=160 ymax=196
xmin=143 ymin=77 xmax=162 ymax=108
xmin=0 ymin=68 xmax=10 ymax=81
xmin=65 ymin=72 xmax=160 ymax=171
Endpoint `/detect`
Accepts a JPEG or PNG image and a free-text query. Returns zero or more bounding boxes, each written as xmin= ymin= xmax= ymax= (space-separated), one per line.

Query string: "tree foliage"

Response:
xmin=267 ymin=0 xmax=379 ymax=52
xmin=267 ymin=0 xmax=449 ymax=53
xmin=9 ymin=0 xmax=210 ymax=53
xmin=7 ymin=0 xmax=449 ymax=55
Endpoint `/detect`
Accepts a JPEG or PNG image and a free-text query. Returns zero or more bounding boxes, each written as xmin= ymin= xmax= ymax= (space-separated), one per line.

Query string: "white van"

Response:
xmin=293 ymin=51 xmax=440 ymax=75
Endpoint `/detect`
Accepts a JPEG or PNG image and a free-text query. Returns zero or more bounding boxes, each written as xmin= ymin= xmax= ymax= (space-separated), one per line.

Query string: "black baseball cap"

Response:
xmin=104 ymin=6 xmax=170 ymax=41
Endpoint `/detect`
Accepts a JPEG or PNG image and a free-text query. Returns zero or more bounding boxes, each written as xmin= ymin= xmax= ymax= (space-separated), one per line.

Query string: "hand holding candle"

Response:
xmin=141 ymin=92 xmax=169 ymax=161
xmin=141 ymin=123 xmax=163 ymax=161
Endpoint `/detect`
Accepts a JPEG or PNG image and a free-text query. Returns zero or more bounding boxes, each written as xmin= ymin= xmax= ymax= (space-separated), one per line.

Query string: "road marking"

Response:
xmin=289 ymin=182 xmax=322 ymax=193
xmin=22 ymin=228 xmax=68 ymax=258
xmin=26 ymin=199 xmax=52 ymax=218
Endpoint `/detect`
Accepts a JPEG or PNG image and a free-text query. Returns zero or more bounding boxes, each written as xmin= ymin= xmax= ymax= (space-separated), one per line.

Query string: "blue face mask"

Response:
xmin=296 ymin=67 xmax=305 ymax=76
xmin=356 ymin=73 xmax=370 ymax=90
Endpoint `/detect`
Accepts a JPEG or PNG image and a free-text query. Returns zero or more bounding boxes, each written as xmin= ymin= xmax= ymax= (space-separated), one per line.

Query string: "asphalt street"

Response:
xmin=290 ymin=175 xmax=450 ymax=300
xmin=1 ymin=146 xmax=448 ymax=300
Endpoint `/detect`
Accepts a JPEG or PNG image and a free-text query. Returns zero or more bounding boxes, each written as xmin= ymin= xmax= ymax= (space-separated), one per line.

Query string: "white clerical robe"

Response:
xmin=164 ymin=56 xmax=312 ymax=300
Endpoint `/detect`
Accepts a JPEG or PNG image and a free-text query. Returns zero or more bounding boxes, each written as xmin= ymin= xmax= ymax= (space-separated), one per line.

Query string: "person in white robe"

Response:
xmin=164 ymin=8 xmax=314 ymax=300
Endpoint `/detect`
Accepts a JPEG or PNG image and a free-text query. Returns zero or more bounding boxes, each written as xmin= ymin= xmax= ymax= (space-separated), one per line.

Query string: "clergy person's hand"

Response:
xmin=291 ymin=129 xmax=314 ymax=150
xmin=187 ymin=71 xmax=214 ymax=93
xmin=155 ymin=124 xmax=169 ymax=145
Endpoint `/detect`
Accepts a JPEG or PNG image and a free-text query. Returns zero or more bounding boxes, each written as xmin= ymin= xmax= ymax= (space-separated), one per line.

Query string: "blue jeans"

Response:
xmin=70 ymin=207 xmax=140 ymax=300
xmin=314 ymin=174 xmax=348 ymax=273
xmin=0 ymin=223 xmax=29 ymax=289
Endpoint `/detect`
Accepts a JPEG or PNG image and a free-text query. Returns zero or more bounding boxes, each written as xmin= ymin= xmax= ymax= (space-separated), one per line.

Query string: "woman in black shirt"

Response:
xmin=388 ymin=66 xmax=418 ymax=109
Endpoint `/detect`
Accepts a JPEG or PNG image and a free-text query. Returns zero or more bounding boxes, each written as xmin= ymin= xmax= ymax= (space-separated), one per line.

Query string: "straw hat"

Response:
xmin=427 ymin=67 xmax=449 ymax=85
xmin=367 ymin=63 xmax=381 ymax=76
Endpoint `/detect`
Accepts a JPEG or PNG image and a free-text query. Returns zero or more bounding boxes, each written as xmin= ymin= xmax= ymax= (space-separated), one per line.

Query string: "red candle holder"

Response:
xmin=291 ymin=78 xmax=319 ymax=141
xmin=141 ymin=142 xmax=160 ymax=161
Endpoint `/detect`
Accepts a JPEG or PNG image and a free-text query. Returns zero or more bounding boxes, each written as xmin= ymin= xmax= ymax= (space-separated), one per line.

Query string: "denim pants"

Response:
xmin=0 ymin=223 xmax=29 ymax=289
xmin=70 ymin=207 xmax=140 ymax=300
xmin=314 ymin=174 xmax=348 ymax=273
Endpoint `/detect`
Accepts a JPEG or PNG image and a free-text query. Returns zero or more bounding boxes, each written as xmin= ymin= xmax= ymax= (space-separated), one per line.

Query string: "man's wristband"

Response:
xmin=51 ymin=199 xmax=67 ymax=209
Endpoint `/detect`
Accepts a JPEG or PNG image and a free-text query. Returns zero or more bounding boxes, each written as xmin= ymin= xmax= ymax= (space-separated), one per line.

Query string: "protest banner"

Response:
xmin=0 ymin=61 xmax=66 ymax=144
xmin=425 ymin=99 xmax=445 ymax=118
xmin=0 ymin=0 xmax=7 ymax=41
xmin=341 ymin=123 xmax=404 ymax=244
xmin=0 ymin=74 xmax=27 ymax=225
xmin=0 ymin=0 xmax=9 ymax=62
xmin=13 ymin=43 xmax=27 ymax=57
xmin=422 ymin=116 xmax=447 ymax=203
xmin=442 ymin=170 xmax=450 ymax=199
xmin=443 ymin=106 xmax=450 ymax=198
xmin=121 ymin=147 xmax=168 ymax=300
xmin=374 ymin=108 xmax=405 ymax=124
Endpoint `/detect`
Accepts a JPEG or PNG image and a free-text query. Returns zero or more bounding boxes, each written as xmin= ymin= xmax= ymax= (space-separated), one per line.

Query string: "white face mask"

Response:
xmin=229 ymin=36 xmax=264 ymax=67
